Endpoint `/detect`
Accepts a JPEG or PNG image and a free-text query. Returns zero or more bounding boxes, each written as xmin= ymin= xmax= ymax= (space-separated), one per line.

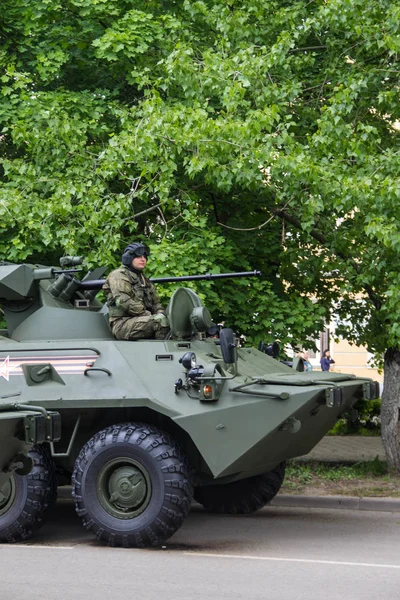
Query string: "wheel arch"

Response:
xmin=53 ymin=406 xmax=209 ymax=478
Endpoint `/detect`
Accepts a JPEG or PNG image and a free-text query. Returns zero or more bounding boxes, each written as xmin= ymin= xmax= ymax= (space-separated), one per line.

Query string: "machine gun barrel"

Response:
xmin=151 ymin=270 xmax=261 ymax=283
xmin=73 ymin=270 xmax=261 ymax=291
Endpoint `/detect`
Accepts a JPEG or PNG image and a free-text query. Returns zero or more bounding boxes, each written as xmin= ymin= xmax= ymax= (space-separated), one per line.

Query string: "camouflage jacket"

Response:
xmin=103 ymin=266 xmax=164 ymax=322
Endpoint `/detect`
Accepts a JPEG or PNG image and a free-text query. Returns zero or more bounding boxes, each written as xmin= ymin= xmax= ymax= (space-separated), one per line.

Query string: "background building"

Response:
xmin=306 ymin=326 xmax=383 ymax=392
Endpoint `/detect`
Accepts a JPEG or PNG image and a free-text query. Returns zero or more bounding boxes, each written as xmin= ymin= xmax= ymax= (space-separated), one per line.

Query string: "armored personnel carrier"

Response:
xmin=0 ymin=257 xmax=379 ymax=547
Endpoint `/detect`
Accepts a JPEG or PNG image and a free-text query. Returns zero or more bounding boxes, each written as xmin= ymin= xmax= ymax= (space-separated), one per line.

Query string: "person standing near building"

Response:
xmin=103 ymin=242 xmax=169 ymax=340
xmin=302 ymin=351 xmax=313 ymax=372
xmin=320 ymin=349 xmax=335 ymax=371
xmin=296 ymin=351 xmax=312 ymax=371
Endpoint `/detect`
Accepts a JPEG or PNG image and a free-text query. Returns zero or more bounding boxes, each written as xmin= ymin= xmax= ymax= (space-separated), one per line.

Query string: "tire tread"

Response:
xmin=194 ymin=462 xmax=286 ymax=514
xmin=0 ymin=445 xmax=57 ymax=543
xmin=72 ymin=422 xmax=193 ymax=548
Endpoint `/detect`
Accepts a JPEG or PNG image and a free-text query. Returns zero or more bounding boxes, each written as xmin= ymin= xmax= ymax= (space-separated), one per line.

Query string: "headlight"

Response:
xmin=179 ymin=352 xmax=197 ymax=370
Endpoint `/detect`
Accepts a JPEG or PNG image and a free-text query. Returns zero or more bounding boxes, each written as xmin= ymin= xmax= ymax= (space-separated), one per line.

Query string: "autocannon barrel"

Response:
xmin=74 ymin=270 xmax=262 ymax=291
xmin=151 ymin=270 xmax=262 ymax=283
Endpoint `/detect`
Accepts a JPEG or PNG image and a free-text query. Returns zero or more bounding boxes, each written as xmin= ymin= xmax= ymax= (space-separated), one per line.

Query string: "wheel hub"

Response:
xmin=97 ymin=458 xmax=152 ymax=519
xmin=108 ymin=466 xmax=147 ymax=510
xmin=0 ymin=477 xmax=15 ymax=516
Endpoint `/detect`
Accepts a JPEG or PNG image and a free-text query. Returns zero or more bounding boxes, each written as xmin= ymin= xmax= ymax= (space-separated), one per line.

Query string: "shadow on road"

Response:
xmin=25 ymin=487 xmax=382 ymax=554
xmin=28 ymin=487 xmax=323 ymax=552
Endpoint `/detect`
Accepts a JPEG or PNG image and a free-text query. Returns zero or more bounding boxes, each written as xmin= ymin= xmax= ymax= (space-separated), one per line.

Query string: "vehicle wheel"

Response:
xmin=72 ymin=423 xmax=193 ymax=548
xmin=40 ymin=444 xmax=58 ymax=507
xmin=194 ymin=462 xmax=286 ymax=514
xmin=0 ymin=445 xmax=57 ymax=542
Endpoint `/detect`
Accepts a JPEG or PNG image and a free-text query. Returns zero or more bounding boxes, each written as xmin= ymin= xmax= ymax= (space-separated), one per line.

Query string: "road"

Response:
xmin=1 ymin=495 xmax=399 ymax=600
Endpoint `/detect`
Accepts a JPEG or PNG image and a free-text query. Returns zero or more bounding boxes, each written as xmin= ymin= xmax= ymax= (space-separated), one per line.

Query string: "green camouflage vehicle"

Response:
xmin=0 ymin=257 xmax=379 ymax=547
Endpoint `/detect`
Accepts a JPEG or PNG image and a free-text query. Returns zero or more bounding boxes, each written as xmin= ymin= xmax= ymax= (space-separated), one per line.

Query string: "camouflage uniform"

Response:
xmin=103 ymin=266 xmax=169 ymax=340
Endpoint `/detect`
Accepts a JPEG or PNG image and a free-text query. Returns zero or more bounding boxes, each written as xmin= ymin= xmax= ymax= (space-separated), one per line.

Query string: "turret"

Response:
xmin=0 ymin=257 xmax=261 ymax=342
xmin=0 ymin=258 xmax=109 ymax=341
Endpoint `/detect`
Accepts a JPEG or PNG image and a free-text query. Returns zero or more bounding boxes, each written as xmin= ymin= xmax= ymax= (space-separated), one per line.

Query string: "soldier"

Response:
xmin=103 ymin=242 xmax=169 ymax=340
xmin=205 ymin=323 xmax=220 ymax=339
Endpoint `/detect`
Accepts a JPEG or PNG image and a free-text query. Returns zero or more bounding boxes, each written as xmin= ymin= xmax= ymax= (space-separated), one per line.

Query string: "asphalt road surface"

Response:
xmin=1 ymin=496 xmax=399 ymax=600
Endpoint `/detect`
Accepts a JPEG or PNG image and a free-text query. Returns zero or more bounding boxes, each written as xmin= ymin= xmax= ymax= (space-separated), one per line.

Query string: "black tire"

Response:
xmin=72 ymin=423 xmax=193 ymax=548
xmin=0 ymin=445 xmax=57 ymax=542
xmin=40 ymin=444 xmax=58 ymax=507
xmin=194 ymin=462 xmax=286 ymax=514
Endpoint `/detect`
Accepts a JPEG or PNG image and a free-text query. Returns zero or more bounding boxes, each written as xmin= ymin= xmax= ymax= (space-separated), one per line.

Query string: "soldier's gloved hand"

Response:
xmin=152 ymin=313 xmax=169 ymax=328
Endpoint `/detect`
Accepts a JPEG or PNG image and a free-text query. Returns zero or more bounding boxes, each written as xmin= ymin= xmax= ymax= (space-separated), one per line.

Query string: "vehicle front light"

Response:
xmin=179 ymin=352 xmax=197 ymax=370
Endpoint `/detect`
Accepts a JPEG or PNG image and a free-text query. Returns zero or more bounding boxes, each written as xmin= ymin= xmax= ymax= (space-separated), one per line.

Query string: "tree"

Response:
xmin=0 ymin=1 xmax=399 ymax=466
xmin=0 ymin=0 xmax=327 ymax=344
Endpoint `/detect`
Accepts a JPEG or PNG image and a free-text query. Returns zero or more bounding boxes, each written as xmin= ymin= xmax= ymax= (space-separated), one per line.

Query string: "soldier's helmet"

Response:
xmin=121 ymin=243 xmax=150 ymax=266
xmin=206 ymin=323 xmax=220 ymax=338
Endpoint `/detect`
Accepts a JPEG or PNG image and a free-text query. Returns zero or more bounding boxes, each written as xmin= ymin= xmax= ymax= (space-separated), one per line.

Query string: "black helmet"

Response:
xmin=206 ymin=323 xmax=220 ymax=338
xmin=121 ymin=242 xmax=150 ymax=266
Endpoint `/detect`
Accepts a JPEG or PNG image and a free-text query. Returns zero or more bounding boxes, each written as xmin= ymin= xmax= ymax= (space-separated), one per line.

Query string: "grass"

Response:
xmin=280 ymin=458 xmax=400 ymax=498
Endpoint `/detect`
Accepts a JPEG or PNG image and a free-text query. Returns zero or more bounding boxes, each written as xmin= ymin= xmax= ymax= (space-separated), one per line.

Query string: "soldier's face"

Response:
xmin=132 ymin=256 xmax=147 ymax=270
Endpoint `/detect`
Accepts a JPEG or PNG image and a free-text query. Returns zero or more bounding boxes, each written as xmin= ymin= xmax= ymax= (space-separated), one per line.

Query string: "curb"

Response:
xmin=270 ymin=494 xmax=400 ymax=512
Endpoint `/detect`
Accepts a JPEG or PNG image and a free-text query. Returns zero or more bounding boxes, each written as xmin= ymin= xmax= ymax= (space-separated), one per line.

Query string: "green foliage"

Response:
xmin=0 ymin=0 xmax=399 ymax=356
xmin=286 ymin=457 xmax=390 ymax=481
xmin=328 ymin=399 xmax=382 ymax=435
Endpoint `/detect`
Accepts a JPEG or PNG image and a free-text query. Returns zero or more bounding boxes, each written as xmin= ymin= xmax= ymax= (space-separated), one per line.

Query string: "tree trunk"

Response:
xmin=381 ymin=347 xmax=400 ymax=471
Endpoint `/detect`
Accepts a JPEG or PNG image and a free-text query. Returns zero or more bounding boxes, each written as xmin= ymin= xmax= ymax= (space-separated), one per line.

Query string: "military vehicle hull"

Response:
xmin=0 ymin=337 xmax=370 ymax=478
xmin=0 ymin=260 xmax=379 ymax=547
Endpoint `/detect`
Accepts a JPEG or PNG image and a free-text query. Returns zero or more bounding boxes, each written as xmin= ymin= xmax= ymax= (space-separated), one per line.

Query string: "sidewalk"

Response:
xmin=271 ymin=435 xmax=400 ymax=513
xmin=296 ymin=435 xmax=386 ymax=463
xmin=271 ymin=494 xmax=400 ymax=513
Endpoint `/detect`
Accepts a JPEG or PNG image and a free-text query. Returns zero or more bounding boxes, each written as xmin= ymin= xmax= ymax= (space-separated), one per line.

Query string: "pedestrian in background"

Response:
xmin=297 ymin=351 xmax=312 ymax=372
xmin=302 ymin=351 xmax=313 ymax=372
xmin=320 ymin=349 xmax=335 ymax=371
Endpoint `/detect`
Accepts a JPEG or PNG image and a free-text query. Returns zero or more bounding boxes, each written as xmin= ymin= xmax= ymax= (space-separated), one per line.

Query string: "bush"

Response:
xmin=328 ymin=399 xmax=381 ymax=436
